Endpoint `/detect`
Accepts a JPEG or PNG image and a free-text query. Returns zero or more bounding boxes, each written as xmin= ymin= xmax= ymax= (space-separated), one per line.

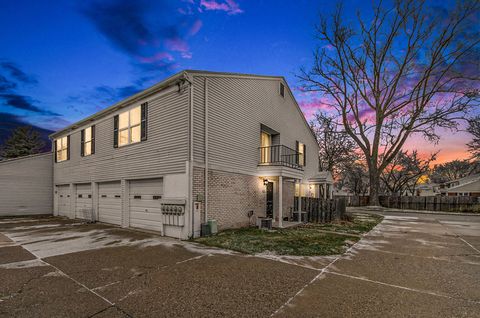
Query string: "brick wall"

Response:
xmin=192 ymin=166 xmax=205 ymax=221
xmin=193 ymin=167 xmax=266 ymax=230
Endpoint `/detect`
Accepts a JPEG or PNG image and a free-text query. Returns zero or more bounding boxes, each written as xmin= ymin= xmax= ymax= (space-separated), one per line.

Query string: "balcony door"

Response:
xmin=261 ymin=131 xmax=272 ymax=163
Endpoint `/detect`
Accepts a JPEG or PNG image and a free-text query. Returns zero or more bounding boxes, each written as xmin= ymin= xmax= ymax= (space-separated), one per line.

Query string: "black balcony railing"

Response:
xmin=259 ymin=145 xmax=303 ymax=170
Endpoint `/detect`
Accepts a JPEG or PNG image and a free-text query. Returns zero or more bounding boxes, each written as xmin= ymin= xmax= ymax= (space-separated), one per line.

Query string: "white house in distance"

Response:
xmin=48 ymin=70 xmax=326 ymax=239
xmin=443 ymin=174 xmax=480 ymax=198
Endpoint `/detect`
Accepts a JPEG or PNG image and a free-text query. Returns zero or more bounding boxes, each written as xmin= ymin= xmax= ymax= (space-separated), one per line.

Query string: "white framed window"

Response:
xmin=82 ymin=126 xmax=95 ymax=156
xmin=297 ymin=142 xmax=306 ymax=166
xmin=118 ymin=106 xmax=141 ymax=147
xmin=56 ymin=136 xmax=68 ymax=162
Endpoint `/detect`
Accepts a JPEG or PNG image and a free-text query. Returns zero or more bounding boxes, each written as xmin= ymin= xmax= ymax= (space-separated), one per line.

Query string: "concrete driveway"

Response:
xmin=0 ymin=212 xmax=479 ymax=318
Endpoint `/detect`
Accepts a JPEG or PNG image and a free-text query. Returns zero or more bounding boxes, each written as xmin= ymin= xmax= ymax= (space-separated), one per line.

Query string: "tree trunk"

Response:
xmin=369 ymin=170 xmax=380 ymax=206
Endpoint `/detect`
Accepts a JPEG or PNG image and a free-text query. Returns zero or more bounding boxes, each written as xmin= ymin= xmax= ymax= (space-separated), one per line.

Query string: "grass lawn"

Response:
xmin=194 ymin=213 xmax=383 ymax=256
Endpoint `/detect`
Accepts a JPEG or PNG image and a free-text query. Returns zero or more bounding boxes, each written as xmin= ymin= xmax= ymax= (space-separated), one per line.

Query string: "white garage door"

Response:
xmin=98 ymin=181 xmax=122 ymax=225
xmin=75 ymin=183 xmax=93 ymax=220
xmin=57 ymin=185 xmax=70 ymax=217
xmin=129 ymin=178 xmax=163 ymax=232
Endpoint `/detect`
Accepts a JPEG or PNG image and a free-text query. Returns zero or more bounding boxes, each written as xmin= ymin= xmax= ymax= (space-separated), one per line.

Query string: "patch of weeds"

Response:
xmin=195 ymin=226 xmax=360 ymax=256
xmin=194 ymin=213 xmax=383 ymax=256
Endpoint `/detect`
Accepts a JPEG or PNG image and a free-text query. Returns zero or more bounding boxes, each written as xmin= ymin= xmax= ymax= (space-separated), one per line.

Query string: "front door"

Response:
xmin=266 ymin=181 xmax=274 ymax=218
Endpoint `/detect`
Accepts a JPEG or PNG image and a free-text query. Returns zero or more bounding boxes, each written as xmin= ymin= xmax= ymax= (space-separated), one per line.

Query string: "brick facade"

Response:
xmin=193 ymin=167 xmax=266 ymax=230
xmin=193 ymin=167 xmax=299 ymax=229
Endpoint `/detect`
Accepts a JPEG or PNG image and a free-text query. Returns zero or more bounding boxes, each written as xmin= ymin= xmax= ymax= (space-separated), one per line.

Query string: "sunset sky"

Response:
xmin=0 ymin=0 xmax=477 ymax=163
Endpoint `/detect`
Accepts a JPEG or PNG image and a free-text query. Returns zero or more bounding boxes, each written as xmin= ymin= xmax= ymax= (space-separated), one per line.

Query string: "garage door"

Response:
xmin=57 ymin=185 xmax=70 ymax=217
xmin=129 ymin=178 xmax=163 ymax=232
xmin=98 ymin=181 xmax=122 ymax=225
xmin=75 ymin=183 xmax=93 ymax=220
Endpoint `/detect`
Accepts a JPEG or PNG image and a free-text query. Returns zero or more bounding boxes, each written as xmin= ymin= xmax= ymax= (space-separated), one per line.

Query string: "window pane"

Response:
xmin=261 ymin=132 xmax=271 ymax=147
xmin=119 ymin=129 xmax=129 ymax=146
xmin=130 ymin=106 xmax=141 ymax=126
xmin=119 ymin=111 xmax=129 ymax=129
xmin=298 ymin=143 xmax=305 ymax=166
xmin=130 ymin=125 xmax=141 ymax=143
xmin=56 ymin=139 xmax=62 ymax=151
xmin=61 ymin=136 xmax=68 ymax=149
xmin=60 ymin=149 xmax=67 ymax=161
xmin=84 ymin=141 xmax=91 ymax=156
xmin=84 ymin=127 xmax=91 ymax=141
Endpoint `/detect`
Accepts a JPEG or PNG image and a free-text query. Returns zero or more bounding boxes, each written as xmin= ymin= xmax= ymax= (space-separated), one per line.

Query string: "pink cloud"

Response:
xmin=188 ymin=19 xmax=203 ymax=36
xmin=137 ymin=52 xmax=174 ymax=63
xmin=299 ymin=97 xmax=333 ymax=120
xmin=165 ymin=37 xmax=190 ymax=52
xmin=200 ymin=0 xmax=243 ymax=15
xmin=181 ymin=52 xmax=193 ymax=59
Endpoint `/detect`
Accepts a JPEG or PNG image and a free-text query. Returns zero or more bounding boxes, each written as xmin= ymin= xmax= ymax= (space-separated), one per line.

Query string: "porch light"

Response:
xmin=263 ymin=179 xmax=269 ymax=186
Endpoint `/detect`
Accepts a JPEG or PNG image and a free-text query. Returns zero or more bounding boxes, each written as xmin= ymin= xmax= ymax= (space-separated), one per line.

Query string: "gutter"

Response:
xmin=205 ymin=78 xmax=209 ymax=223
xmin=49 ymin=71 xmax=188 ymax=139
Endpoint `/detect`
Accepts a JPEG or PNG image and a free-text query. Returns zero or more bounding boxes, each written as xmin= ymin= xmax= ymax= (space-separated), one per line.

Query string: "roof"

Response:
xmin=447 ymin=178 xmax=480 ymax=192
xmin=443 ymin=173 xmax=480 ymax=186
xmin=49 ymin=70 xmax=318 ymax=144
xmin=308 ymin=171 xmax=334 ymax=184
xmin=0 ymin=152 xmax=51 ymax=164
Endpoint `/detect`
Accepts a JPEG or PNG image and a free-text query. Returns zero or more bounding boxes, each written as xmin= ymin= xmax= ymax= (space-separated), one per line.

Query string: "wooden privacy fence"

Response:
xmin=379 ymin=196 xmax=479 ymax=212
xmin=341 ymin=195 xmax=479 ymax=212
xmin=294 ymin=197 xmax=347 ymax=223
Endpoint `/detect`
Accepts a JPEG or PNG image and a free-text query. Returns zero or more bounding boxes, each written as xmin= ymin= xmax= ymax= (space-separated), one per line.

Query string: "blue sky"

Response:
xmin=0 ymin=0 xmax=477 ymax=163
xmin=1 ymin=0 xmax=354 ymax=130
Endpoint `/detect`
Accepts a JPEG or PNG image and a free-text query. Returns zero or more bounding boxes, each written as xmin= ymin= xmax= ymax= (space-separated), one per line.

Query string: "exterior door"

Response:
xmin=266 ymin=181 xmax=274 ymax=218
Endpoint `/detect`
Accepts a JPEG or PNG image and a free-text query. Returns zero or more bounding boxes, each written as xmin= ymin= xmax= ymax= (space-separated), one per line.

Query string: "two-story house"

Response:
xmin=50 ymin=70 xmax=322 ymax=239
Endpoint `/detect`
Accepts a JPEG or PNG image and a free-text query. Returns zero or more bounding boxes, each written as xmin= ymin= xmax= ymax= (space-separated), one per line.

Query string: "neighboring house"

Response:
xmin=0 ymin=153 xmax=53 ymax=216
xmin=49 ymin=70 xmax=321 ymax=239
xmin=408 ymin=183 xmax=440 ymax=197
xmin=444 ymin=174 xmax=480 ymax=198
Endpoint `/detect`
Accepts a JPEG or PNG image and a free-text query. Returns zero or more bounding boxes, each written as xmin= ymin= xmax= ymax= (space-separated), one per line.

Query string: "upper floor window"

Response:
xmin=297 ymin=141 xmax=306 ymax=166
xmin=279 ymin=82 xmax=285 ymax=97
xmin=55 ymin=136 xmax=69 ymax=162
xmin=81 ymin=126 xmax=95 ymax=156
xmin=114 ymin=102 xmax=148 ymax=148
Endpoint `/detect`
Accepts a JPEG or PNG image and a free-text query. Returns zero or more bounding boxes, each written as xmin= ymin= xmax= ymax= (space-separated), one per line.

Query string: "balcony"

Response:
xmin=259 ymin=145 xmax=303 ymax=170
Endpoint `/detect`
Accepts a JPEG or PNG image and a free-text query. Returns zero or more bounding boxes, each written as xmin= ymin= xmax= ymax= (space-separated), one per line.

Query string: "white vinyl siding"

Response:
xmin=0 ymin=153 xmax=53 ymax=216
xmin=53 ymin=88 xmax=189 ymax=184
xmin=191 ymin=75 xmax=319 ymax=177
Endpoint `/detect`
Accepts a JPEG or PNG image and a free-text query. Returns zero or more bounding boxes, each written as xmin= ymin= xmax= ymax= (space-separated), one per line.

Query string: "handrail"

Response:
xmin=258 ymin=145 xmax=303 ymax=170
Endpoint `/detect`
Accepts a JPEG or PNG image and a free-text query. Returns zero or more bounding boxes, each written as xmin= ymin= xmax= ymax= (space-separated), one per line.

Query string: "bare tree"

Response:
xmin=310 ymin=112 xmax=358 ymax=177
xmin=338 ymin=161 xmax=369 ymax=195
xmin=299 ymin=0 xmax=480 ymax=205
xmin=430 ymin=159 xmax=478 ymax=183
xmin=467 ymin=116 xmax=480 ymax=160
xmin=380 ymin=150 xmax=436 ymax=195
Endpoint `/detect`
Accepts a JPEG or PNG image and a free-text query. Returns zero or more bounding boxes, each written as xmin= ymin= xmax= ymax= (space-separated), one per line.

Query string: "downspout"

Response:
xmin=204 ymin=78 xmax=209 ymax=223
xmin=189 ymin=76 xmax=195 ymax=238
